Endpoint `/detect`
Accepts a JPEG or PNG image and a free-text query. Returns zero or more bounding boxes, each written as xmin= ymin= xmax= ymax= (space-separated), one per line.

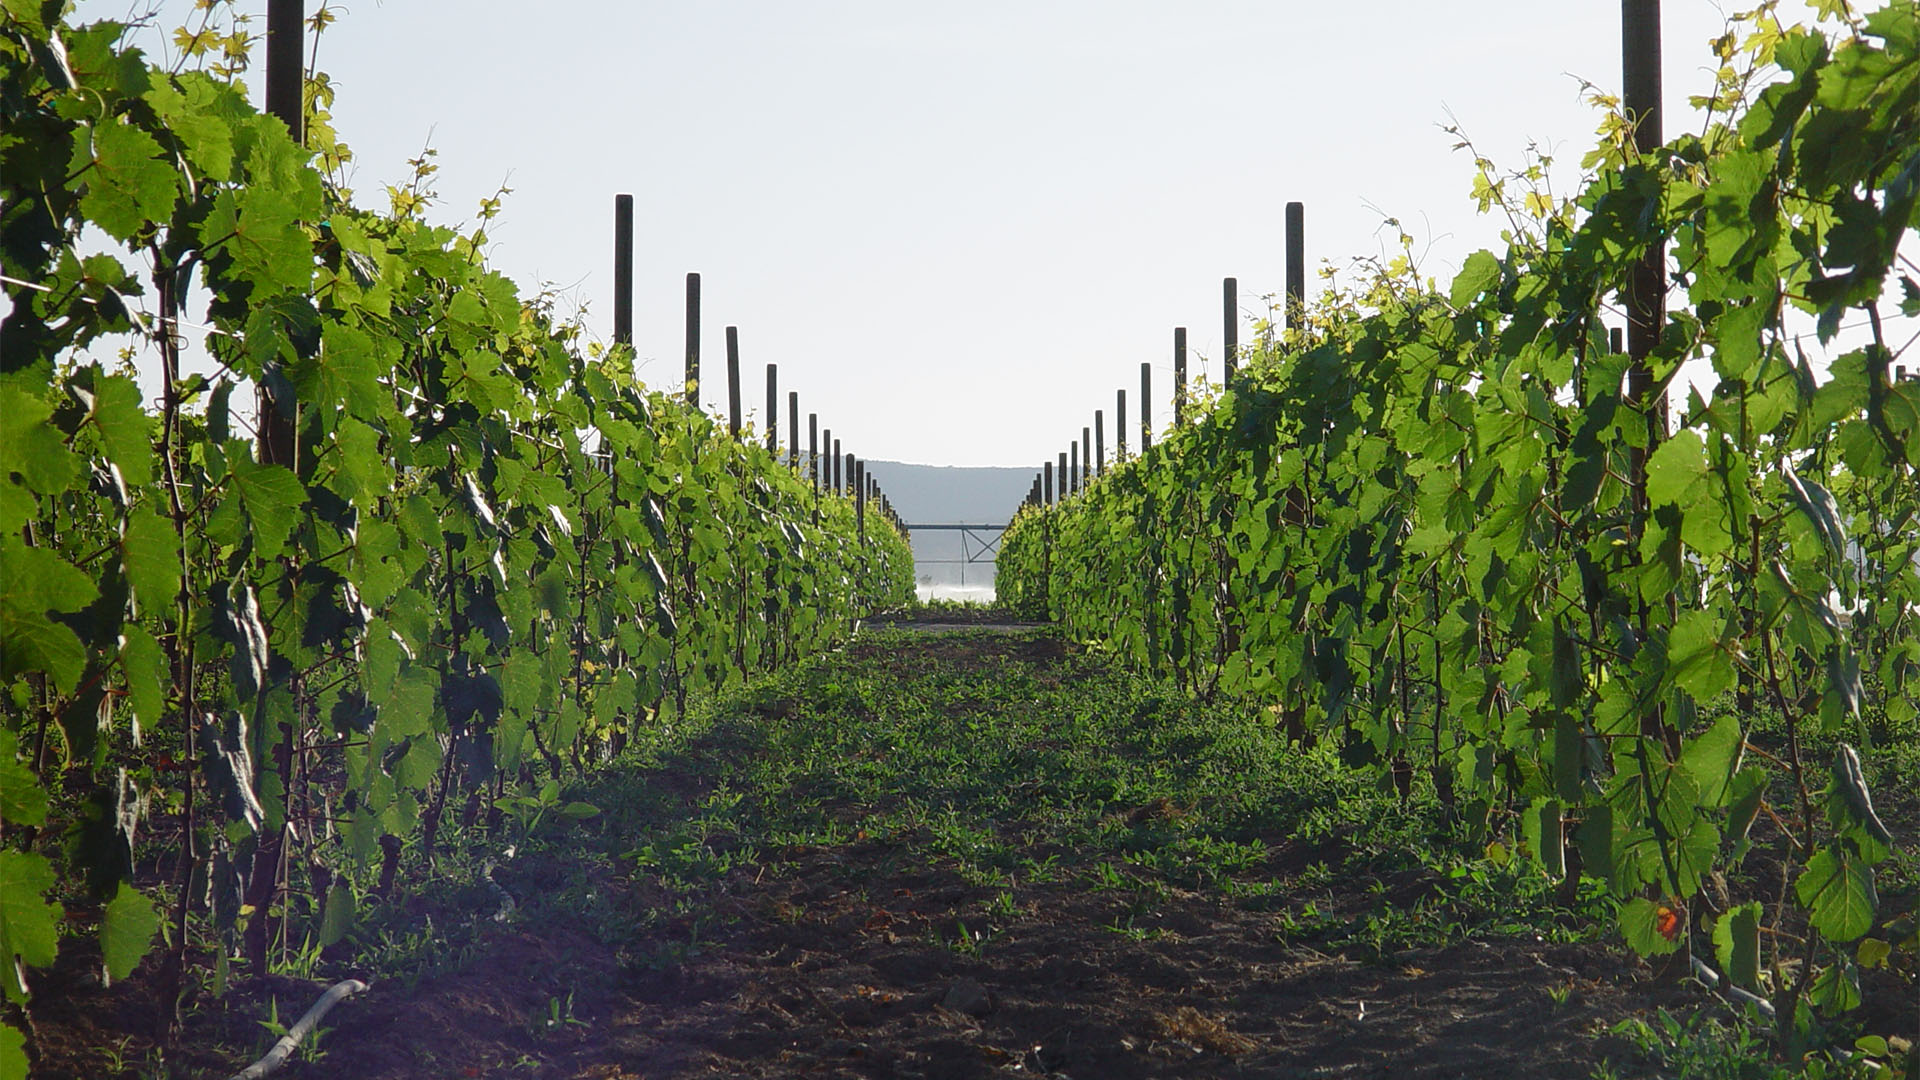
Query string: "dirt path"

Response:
xmin=561 ymin=856 xmax=1654 ymax=1079
xmin=296 ymin=839 xmax=1662 ymax=1080
xmin=864 ymin=611 xmax=1049 ymax=634
xmin=290 ymin=632 xmax=1684 ymax=1079
xmin=45 ymin=630 xmax=1693 ymax=1079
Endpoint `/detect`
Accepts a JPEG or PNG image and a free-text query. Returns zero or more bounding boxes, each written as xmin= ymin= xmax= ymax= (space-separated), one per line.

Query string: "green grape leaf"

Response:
xmin=1619 ymin=896 xmax=1683 ymax=957
xmin=1857 ymin=937 xmax=1892 ymax=970
xmin=72 ymin=120 xmax=179 ymax=241
xmin=100 ymin=881 xmax=160 ymax=984
xmin=205 ymin=175 xmax=317 ymax=295
xmin=1645 ymin=430 xmax=1712 ymax=511
xmin=1593 ymin=681 xmax=1637 ymax=738
xmin=0 ymin=609 xmax=87 ymax=695
xmin=318 ymin=882 xmax=355 ymax=947
xmin=2 ymin=0 xmax=47 ymax=34
xmin=1672 ymin=817 xmax=1722 ymax=900
xmin=1830 ymin=743 xmax=1893 ymax=848
xmin=301 ymin=323 xmax=387 ymax=421
xmin=1808 ymin=955 xmax=1862 ymax=1012
xmin=228 ymin=456 xmax=305 ymax=560
xmin=0 ymin=484 xmax=30 ymax=537
xmin=1680 ymin=713 xmax=1742 ymax=807
xmin=1796 ymin=845 xmax=1877 ymax=943
xmin=534 ymin=565 xmax=570 ymax=617
xmin=1781 ymin=467 xmax=1847 ymax=565
xmin=0 ymin=1022 xmax=24 ymax=1080
xmin=444 ymin=670 xmax=503 ymax=731
xmin=1708 ymin=300 xmax=1770 ymax=380
xmin=1552 ymin=710 xmax=1583 ymax=801
xmin=0 ymin=540 xmax=96 ymax=693
xmin=143 ymin=73 xmax=241 ymax=180
xmin=1724 ymin=766 xmax=1768 ymax=861
xmin=120 ymin=624 xmax=167 ymax=739
xmin=1529 ymin=798 xmax=1565 ymax=877
xmin=121 ymin=506 xmax=180 ymax=617
xmin=1577 ymin=803 xmax=1614 ymax=890
xmin=0 ymin=851 xmax=60 ymax=1002
xmin=1550 ymin=620 xmax=1582 ymax=707
xmin=1450 ymin=250 xmax=1502 ymax=308
xmin=62 ymin=21 xmax=150 ymax=98
xmin=83 ymin=373 xmax=153 ymax=485
xmin=0 ymin=730 xmax=47 ymax=828
xmin=1825 ymin=646 xmax=1863 ymax=723
xmin=1712 ymin=901 xmax=1762 ymax=990
xmin=397 ymin=493 xmax=444 ymax=549
xmin=331 ymin=417 xmax=390 ymax=509
xmin=0 ymin=389 xmax=79 ymax=495
xmin=1667 ymin=609 xmax=1736 ymax=703
xmin=498 ymin=649 xmax=541 ymax=721
xmin=0 ymin=539 xmax=98 ymax=615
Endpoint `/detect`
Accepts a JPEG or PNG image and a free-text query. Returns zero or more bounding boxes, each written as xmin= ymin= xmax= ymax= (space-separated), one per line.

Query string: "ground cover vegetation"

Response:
xmin=0 ymin=2 xmax=912 ymax=1073
xmin=33 ymin=630 xmax=1855 ymax=1077
xmin=1002 ymin=0 xmax=1920 ymax=1066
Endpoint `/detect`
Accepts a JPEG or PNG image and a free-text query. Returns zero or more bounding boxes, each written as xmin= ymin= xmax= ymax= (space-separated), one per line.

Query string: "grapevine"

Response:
xmin=1003 ymin=0 xmax=1919 ymax=1037
xmin=0 ymin=5 xmax=910 ymax=1069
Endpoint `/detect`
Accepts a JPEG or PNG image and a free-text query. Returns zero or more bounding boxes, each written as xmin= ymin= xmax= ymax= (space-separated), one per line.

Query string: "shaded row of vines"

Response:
xmin=1003 ymin=1 xmax=1918 ymax=1043
xmin=0 ymin=4 xmax=912 ymax=1068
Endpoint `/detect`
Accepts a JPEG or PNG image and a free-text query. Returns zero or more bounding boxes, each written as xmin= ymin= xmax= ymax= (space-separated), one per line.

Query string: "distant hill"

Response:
xmin=862 ymin=461 xmax=1033 ymax=525
xmin=861 ymin=461 xmax=1034 ymax=598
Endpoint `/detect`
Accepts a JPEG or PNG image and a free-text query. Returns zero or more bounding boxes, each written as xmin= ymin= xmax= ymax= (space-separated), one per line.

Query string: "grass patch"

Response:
xmin=548 ymin=628 xmax=1605 ymax=963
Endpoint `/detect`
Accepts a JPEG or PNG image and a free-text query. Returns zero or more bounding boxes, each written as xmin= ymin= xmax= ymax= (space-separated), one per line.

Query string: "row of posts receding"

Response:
xmin=261 ymin=2 xmax=1870 ymax=540
xmin=1023 ymin=202 xmax=1307 ymax=509
xmin=610 ymin=195 xmax=900 ymax=539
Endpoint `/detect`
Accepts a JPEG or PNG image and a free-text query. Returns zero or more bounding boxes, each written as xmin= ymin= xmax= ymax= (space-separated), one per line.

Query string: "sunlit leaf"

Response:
xmin=100 ymin=882 xmax=160 ymax=984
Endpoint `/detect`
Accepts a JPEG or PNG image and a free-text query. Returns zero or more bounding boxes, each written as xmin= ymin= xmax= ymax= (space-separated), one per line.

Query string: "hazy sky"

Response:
xmin=78 ymin=0 xmax=1757 ymax=467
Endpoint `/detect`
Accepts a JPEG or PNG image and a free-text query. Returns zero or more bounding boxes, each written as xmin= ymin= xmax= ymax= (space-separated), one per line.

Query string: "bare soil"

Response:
xmin=133 ymin=845 xmax=1675 ymax=1080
